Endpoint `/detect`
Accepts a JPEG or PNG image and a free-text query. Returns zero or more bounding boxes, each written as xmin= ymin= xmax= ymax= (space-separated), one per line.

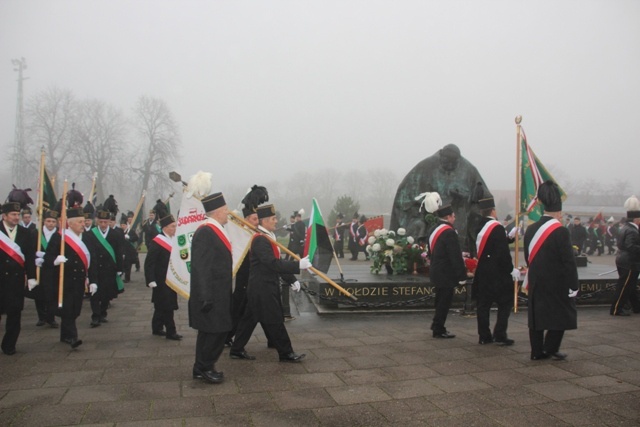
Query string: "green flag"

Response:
xmin=303 ymin=198 xmax=334 ymax=273
xmin=520 ymin=129 xmax=566 ymax=221
xmin=41 ymin=168 xmax=57 ymax=211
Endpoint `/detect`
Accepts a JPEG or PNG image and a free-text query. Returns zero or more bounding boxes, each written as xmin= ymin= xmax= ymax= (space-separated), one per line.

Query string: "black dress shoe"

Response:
xmin=36 ymin=320 xmax=46 ymax=326
xmin=166 ymin=333 xmax=183 ymax=341
xmin=99 ymin=317 xmax=108 ymax=323
xmin=193 ymin=368 xmax=224 ymax=384
xmin=494 ymin=338 xmax=515 ymax=346
xmin=2 ymin=348 xmax=16 ymax=356
xmin=479 ymin=337 xmax=494 ymax=345
xmin=433 ymin=331 xmax=456 ymax=339
xmin=230 ymin=351 xmax=256 ymax=360
xmin=531 ymin=353 xmax=551 ymax=360
xmin=90 ymin=320 xmax=101 ymax=328
xmin=48 ymin=321 xmax=59 ymax=329
xmin=551 ymin=352 xmax=567 ymax=360
xmin=279 ymin=352 xmax=306 ymax=362
xmin=152 ymin=330 xmax=166 ymax=336
xmin=70 ymin=338 xmax=83 ymax=349
xmin=224 ymin=340 xmax=233 ymax=347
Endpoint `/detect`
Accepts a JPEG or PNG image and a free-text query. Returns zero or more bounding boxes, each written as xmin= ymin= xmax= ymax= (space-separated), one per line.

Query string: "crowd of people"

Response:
xmin=567 ymin=214 xmax=622 ymax=256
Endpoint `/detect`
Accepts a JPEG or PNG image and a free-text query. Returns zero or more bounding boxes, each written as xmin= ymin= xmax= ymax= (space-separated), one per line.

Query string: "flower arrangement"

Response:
xmin=366 ymin=228 xmax=426 ymax=274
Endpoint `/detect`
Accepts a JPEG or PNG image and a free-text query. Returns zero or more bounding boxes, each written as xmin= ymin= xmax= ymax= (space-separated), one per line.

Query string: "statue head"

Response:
xmin=438 ymin=144 xmax=461 ymax=172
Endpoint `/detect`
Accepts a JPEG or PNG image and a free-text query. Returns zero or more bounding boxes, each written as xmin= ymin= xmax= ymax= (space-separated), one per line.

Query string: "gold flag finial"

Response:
xmin=515 ymin=115 xmax=522 ymax=125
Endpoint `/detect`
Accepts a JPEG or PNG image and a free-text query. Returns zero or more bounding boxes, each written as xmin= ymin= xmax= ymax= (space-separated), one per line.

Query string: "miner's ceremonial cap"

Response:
xmin=202 ymin=192 xmax=226 ymax=213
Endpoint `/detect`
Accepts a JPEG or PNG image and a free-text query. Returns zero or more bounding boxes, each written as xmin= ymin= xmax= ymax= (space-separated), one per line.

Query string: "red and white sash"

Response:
xmin=476 ymin=219 xmax=501 ymax=259
xmin=65 ymin=230 xmax=90 ymax=271
xmin=202 ymin=223 xmax=232 ymax=253
xmin=428 ymin=223 xmax=453 ymax=255
xmin=152 ymin=234 xmax=173 ymax=253
xmin=253 ymin=233 xmax=280 ymax=258
xmin=0 ymin=229 xmax=25 ymax=267
xmin=522 ymin=218 xmax=562 ymax=291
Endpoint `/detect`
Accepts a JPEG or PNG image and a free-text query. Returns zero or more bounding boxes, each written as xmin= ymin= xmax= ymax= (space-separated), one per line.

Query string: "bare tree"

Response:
xmin=131 ymin=96 xmax=181 ymax=200
xmin=71 ymin=99 xmax=128 ymax=202
xmin=24 ymin=87 xmax=77 ymax=192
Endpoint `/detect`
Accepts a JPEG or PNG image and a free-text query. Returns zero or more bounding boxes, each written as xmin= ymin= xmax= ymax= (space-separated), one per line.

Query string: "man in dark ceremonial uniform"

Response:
xmin=524 ymin=181 xmax=578 ymax=360
xmin=84 ymin=210 xmax=123 ymax=327
xmin=188 ymin=192 xmax=233 ymax=384
xmin=0 ymin=201 xmax=37 ymax=355
xmin=473 ymin=198 xmax=520 ymax=346
xmin=609 ymin=196 xmax=640 ymax=316
xmin=120 ymin=212 xmax=139 ymax=283
xmin=30 ymin=209 xmax=60 ymax=328
xmin=333 ymin=213 xmax=347 ymax=258
xmin=424 ymin=193 xmax=468 ymax=339
xmin=145 ymin=213 xmax=181 ymax=340
xmin=230 ymin=204 xmax=311 ymax=363
xmin=348 ymin=213 xmax=360 ymax=260
xmin=83 ymin=203 xmax=95 ymax=231
xmin=141 ymin=209 xmax=160 ymax=248
xmin=43 ymin=207 xmax=96 ymax=348
xmin=20 ymin=208 xmax=37 ymax=236
xmin=568 ymin=217 xmax=587 ymax=253
xmin=356 ymin=215 xmax=369 ymax=260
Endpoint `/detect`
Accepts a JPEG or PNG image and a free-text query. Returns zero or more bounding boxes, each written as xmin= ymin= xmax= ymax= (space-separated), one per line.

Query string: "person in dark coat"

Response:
xmin=473 ymin=198 xmax=520 ymax=346
xmin=84 ymin=209 xmax=123 ymax=327
xmin=1 ymin=201 xmax=37 ymax=355
xmin=141 ymin=209 xmax=160 ymax=248
xmin=356 ymin=215 xmax=369 ymax=260
xmin=145 ymin=213 xmax=181 ymax=340
xmin=332 ymin=213 xmax=347 ymax=258
xmin=120 ymin=212 xmax=139 ymax=283
xmin=20 ymin=208 xmax=37 ymax=236
xmin=348 ymin=213 xmax=360 ymax=260
xmin=610 ymin=196 xmax=640 ymax=316
xmin=568 ymin=217 xmax=587 ymax=253
xmin=424 ymin=194 xmax=468 ymax=339
xmin=188 ymin=192 xmax=233 ymax=384
xmin=43 ymin=207 xmax=96 ymax=348
xmin=29 ymin=209 xmax=60 ymax=328
xmin=523 ymin=181 xmax=578 ymax=360
xmin=230 ymin=204 xmax=312 ymax=362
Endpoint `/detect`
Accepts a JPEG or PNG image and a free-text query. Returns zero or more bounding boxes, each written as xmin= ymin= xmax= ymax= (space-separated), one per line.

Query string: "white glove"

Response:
xmin=27 ymin=279 xmax=38 ymax=291
xmin=508 ymin=227 xmax=517 ymax=238
xmin=117 ymin=271 xmax=123 ymax=277
xmin=36 ymin=251 xmax=45 ymax=258
xmin=290 ymin=281 xmax=301 ymax=292
xmin=568 ymin=289 xmax=579 ymax=298
xmin=35 ymin=257 xmax=44 ymax=267
xmin=510 ymin=268 xmax=521 ymax=281
xmin=298 ymin=256 xmax=312 ymax=270
xmin=54 ymin=255 xmax=67 ymax=266
xmin=125 ymin=234 xmax=130 ymax=240
xmin=148 ymin=281 xmax=157 ymax=288
xmin=458 ymin=280 xmax=467 ymax=285
xmin=89 ymin=283 xmax=98 ymax=295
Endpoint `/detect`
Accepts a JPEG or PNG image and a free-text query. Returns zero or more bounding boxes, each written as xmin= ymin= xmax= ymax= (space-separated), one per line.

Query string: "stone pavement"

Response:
xmin=2 ymin=255 xmax=640 ymax=426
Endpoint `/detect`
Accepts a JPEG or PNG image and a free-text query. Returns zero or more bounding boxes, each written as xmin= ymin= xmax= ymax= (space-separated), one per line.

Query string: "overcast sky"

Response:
xmin=1 ymin=0 xmax=639 ymax=198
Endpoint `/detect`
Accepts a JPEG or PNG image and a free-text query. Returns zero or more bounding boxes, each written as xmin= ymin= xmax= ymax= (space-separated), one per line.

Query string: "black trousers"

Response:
xmin=231 ymin=308 xmax=291 ymax=357
xmin=610 ymin=267 xmax=640 ymax=314
xmin=529 ymin=329 xmax=565 ymax=356
xmin=281 ymin=283 xmax=291 ymax=317
xmin=476 ymin=288 xmax=513 ymax=341
xmin=194 ymin=330 xmax=226 ymax=372
xmin=334 ymin=239 xmax=344 ymax=258
xmin=60 ymin=316 xmax=78 ymax=341
xmin=431 ymin=287 xmax=454 ymax=334
xmin=226 ymin=288 xmax=248 ymax=343
xmin=35 ymin=299 xmax=55 ymax=323
xmin=152 ymin=308 xmax=176 ymax=335
xmin=123 ymin=260 xmax=133 ymax=282
xmin=90 ymin=296 xmax=109 ymax=321
xmin=1 ymin=310 xmax=21 ymax=353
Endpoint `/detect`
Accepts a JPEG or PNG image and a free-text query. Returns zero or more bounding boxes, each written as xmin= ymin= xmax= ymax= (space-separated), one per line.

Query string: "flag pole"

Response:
xmin=36 ymin=149 xmax=46 ymax=284
xmin=58 ymin=180 xmax=68 ymax=308
xmin=88 ymin=172 xmax=97 ymax=205
xmin=514 ymin=115 xmax=523 ymax=312
xmin=228 ymin=211 xmax=357 ymax=300
xmin=130 ymin=190 xmax=146 ymax=230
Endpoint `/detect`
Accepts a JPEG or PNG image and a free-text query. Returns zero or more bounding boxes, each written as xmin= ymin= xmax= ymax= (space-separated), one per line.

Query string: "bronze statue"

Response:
xmin=389 ymin=144 xmax=491 ymax=254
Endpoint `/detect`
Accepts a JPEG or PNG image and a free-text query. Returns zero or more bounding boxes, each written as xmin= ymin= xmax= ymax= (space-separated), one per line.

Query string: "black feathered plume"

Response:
xmin=53 ymin=198 xmax=64 ymax=214
xmin=119 ymin=213 xmax=128 ymax=224
xmin=67 ymin=182 xmax=83 ymax=208
xmin=153 ymin=199 xmax=169 ymax=219
xmin=83 ymin=201 xmax=95 ymax=215
xmin=7 ymin=185 xmax=34 ymax=209
xmin=241 ymin=185 xmax=269 ymax=213
xmin=103 ymin=195 xmax=119 ymax=215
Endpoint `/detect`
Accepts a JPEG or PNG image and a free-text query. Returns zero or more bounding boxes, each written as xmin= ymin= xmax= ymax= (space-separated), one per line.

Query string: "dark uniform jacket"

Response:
xmin=142 ymin=219 xmax=160 ymax=247
xmin=43 ymin=231 xmax=96 ymax=318
xmin=427 ymin=219 xmax=467 ymax=288
xmin=144 ymin=233 xmax=178 ymax=311
xmin=0 ymin=223 xmax=36 ymax=314
xmin=123 ymin=227 xmax=139 ymax=261
xmin=83 ymin=227 xmax=123 ymax=300
xmin=289 ymin=221 xmax=306 ymax=256
xmin=188 ymin=222 xmax=232 ymax=334
xmin=615 ymin=221 xmax=640 ymax=271
xmin=247 ymin=233 xmax=299 ymax=324
xmin=25 ymin=227 xmax=55 ymax=301
xmin=472 ymin=217 xmax=514 ymax=297
xmin=524 ymin=215 xmax=578 ymax=331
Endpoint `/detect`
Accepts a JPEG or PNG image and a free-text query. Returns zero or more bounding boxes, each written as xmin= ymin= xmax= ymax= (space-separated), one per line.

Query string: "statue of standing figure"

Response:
xmin=389 ymin=144 xmax=491 ymax=255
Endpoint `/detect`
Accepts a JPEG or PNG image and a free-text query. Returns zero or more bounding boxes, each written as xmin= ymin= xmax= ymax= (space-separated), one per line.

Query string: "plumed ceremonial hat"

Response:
xmin=337 ymin=212 xmax=344 ymax=219
xmin=537 ymin=180 xmax=562 ymax=212
xmin=415 ymin=192 xmax=445 ymax=216
xmin=153 ymin=199 xmax=169 ymax=219
xmin=67 ymin=183 xmax=83 ymax=208
xmin=352 ymin=212 xmax=359 ymax=220
xmin=21 ymin=207 xmax=32 ymax=215
xmin=1 ymin=202 xmax=21 ymax=214
xmin=7 ymin=185 xmax=33 ymax=209
xmin=202 ymin=192 xmax=226 ymax=213
xmin=624 ymin=196 xmax=640 ymax=219
xmin=120 ymin=213 xmax=128 ymax=224
xmin=95 ymin=210 xmax=111 ymax=220
xmin=241 ymin=185 xmax=269 ymax=214
xmin=67 ymin=207 xmax=84 ymax=219
xmin=359 ymin=215 xmax=367 ymax=223
xmin=257 ymin=204 xmax=276 ymax=219
xmin=478 ymin=197 xmax=495 ymax=210
xmin=159 ymin=214 xmax=176 ymax=228
xmin=103 ymin=195 xmax=119 ymax=215
xmin=127 ymin=211 xmax=134 ymax=218
xmin=43 ymin=209 xmax=59 ymax=220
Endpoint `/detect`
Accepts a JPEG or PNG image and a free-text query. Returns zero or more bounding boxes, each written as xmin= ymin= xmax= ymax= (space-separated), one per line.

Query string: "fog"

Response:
xmin=1 ymin=0 xmax=639 ymax=212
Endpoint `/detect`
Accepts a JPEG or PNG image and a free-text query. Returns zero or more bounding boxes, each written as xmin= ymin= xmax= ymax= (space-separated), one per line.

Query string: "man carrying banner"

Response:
xmin=524 ymin=181 xmax=578 ymax=360
xmin=85 ymin=209 xmax=123 ymax=328
xmin=145 ymin=213 xmax=181 ymax=340
xmin=43 ymin=207 xmax=95 ymax=348
xmin=230 ymin=204 xmax=312 ymax=363
xmin=120 ymin=212 xmax=139 ymax=283
xmin=0 ymin=200 xmax=37 ymax=355
xmin=473 ymin=198 xmax=520 ymax=346
xmin=188 ymin=192 xmax=233 ymax=384
xmin=30 ymin=209 xmax=60 ymax=328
